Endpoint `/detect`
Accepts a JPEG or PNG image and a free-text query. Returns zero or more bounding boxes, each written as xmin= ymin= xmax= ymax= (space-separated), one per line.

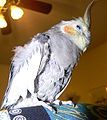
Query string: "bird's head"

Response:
xmin=60 ymin=0 xmax=95 ymax=52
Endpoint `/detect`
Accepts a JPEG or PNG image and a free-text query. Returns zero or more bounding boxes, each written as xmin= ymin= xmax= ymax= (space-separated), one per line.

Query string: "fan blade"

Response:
xmin=18 ymin=0 xmax=52 ymax=14
xmin=1 ymin=10 xmax=12 ymax=35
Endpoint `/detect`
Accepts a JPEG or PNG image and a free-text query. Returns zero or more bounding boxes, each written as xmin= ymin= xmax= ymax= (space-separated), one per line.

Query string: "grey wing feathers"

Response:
xmin=1 ymin=33 xmax=50 ymax=109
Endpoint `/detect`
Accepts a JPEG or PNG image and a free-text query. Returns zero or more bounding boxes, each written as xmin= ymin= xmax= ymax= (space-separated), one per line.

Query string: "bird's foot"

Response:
xmin=47 ymin=100 xmax=76 ymax=113
xmin=53 ymin=99 xmax=77 ymax=108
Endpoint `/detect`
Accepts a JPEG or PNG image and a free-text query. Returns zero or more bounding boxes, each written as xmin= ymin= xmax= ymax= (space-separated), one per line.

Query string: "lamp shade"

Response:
xmin=0 ymin=0 xmax=6 ymax=7
xmin=0 ymin=14 xmax=7 ymax=28
xmin=10 ymin=5 xmax=24 ymax=20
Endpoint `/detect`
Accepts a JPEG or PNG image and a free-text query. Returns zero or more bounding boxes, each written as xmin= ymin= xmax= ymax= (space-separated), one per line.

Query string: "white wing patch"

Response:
xmin=1 ymin=35 xmax=49 ymax=108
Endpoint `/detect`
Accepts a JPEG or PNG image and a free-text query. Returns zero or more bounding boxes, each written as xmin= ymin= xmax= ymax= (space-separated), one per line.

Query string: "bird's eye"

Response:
xmin=76 ymin=25 xmax=81 ymax=30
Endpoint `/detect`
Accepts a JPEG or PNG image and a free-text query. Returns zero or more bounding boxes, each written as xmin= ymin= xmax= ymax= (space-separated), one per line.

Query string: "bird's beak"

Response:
xmin=83 ymin=0 xmax=95 ymax=28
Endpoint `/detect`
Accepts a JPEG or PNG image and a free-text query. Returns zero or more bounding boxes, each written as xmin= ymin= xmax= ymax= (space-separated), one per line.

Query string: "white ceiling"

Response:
xmin=0 ymin=0 xmax=107 ymax=64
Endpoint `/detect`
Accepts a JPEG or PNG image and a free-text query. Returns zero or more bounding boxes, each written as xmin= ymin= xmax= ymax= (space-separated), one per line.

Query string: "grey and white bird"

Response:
xmin=1 ymin=0 xmax=94 ymax=109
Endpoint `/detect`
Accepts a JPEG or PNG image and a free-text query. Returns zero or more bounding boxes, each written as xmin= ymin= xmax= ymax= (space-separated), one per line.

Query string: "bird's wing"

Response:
xmin=1 ymin=33 xmax=50 ymax=108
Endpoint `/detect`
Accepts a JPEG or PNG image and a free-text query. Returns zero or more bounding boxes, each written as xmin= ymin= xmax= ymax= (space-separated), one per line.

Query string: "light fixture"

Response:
xmin=0 ymin=13 xmax=7 ymax=28
xmin=10 ymin=5 xmax=24 ymax=20
xmin=0 ymin=0 xmax=6 ymax=7
xmin=0 ymin=0 xmax=24 ymax=28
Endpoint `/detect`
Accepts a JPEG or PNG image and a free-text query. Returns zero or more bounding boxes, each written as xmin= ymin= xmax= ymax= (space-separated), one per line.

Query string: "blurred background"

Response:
xmin=0 ymin=0 xmax=107 ymax=105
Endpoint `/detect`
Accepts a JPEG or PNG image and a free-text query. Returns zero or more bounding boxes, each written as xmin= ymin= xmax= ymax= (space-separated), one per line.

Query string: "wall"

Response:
xmin=0 ymin=64 xmax=9 ymax=104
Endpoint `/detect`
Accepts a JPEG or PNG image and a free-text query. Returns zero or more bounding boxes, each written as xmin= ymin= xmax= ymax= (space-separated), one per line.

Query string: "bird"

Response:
xmin=1 ymin=0 xmax=95 ymax=110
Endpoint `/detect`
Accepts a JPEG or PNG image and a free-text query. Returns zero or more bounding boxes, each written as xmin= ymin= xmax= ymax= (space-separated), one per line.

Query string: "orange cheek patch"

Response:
xmin=63 ymin=26 xmax=76 ymax=35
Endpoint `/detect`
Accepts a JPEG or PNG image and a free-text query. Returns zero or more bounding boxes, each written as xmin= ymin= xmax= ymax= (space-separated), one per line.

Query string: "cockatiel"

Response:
xmin=1 ymin=0 xmax=94 ymax=109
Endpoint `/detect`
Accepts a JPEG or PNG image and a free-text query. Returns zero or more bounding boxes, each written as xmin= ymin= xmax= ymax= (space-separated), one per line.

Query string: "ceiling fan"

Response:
xmin=1 ymin=0 xmax=52 ymax=35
